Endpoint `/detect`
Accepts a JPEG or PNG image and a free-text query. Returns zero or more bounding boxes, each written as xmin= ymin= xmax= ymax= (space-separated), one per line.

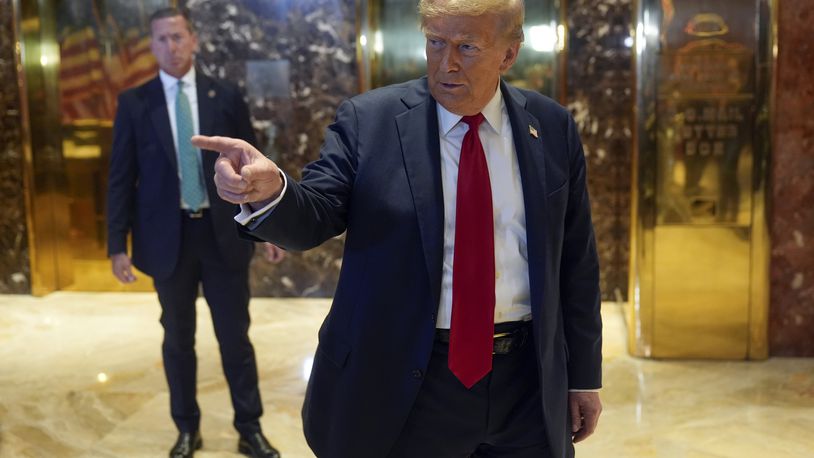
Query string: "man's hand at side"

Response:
xmin=111 ymin=253 xmax=137 ymax=284
xmin=569 ymin=391 xmax=602 ymax=443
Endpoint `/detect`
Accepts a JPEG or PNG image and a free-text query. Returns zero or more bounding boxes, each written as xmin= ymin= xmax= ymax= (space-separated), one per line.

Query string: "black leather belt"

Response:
xmin=184 ymin=209 xmax=205 ymax=219
xmin=435 ymin=321 xmax=531 ymax=355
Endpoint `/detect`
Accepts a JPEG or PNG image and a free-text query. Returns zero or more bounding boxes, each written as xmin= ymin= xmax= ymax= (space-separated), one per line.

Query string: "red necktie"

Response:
xmin=448 ymin=113 xmax=496 ymax=388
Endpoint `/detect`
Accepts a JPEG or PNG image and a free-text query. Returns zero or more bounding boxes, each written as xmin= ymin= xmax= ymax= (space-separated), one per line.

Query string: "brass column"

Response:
xmin=629 ymin=0 xmax=773 ymax=359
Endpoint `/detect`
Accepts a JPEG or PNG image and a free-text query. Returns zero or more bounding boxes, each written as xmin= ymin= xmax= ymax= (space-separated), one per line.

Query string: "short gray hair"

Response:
xmin=418 ymin=0 xmax=525 ymax=43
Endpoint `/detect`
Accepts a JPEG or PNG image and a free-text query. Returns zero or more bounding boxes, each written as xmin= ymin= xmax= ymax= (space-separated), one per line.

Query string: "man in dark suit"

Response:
xmin=106 ymin=7 xmax=281 ymax=458
xmin=194 ymin=0 xmax=602 ymax=456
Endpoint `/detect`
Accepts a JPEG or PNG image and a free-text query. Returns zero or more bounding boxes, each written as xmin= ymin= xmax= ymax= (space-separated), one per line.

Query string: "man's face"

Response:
xmin=150 ymin=15 xmax=198 ymax=78
xmin=424 ymin=13 xmax=520 ymax=116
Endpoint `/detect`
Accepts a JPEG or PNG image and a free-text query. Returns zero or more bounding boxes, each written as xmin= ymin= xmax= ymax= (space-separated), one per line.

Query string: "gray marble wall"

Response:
xmin=182 ymin=0 xmax=358 ymax=297
xmin=566 ymin=0 xmax=634 ymax=301
xmin=0 ymin=0 xmax=31 ymax=294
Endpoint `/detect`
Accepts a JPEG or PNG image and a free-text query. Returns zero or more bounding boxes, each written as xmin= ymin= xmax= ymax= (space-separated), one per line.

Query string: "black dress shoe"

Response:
xmin=238 ymin=432 xmax=281 ymax=458
xmin=169 ymin=431 xmax=202 ymax=458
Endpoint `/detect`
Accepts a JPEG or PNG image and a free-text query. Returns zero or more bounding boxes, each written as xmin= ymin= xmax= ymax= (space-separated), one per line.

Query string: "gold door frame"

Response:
xmin=14 ymin=0 xmax=73 ymax=295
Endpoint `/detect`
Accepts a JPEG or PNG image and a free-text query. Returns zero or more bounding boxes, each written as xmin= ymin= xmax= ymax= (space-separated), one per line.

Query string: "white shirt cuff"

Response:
xmin=234 ymin=172 xmax=288 ymax=228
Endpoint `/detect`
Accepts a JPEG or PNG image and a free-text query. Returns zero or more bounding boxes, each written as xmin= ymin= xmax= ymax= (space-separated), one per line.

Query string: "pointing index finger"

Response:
xmin=191 ymin=135 xmax=247 ymax=164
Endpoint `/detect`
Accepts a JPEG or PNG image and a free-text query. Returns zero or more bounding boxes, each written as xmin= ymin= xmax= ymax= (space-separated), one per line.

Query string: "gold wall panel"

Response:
xmin=652 ymin=226 xmax=750 ymax=358
xmin=629 ymin=0 xmax=772 ymax=359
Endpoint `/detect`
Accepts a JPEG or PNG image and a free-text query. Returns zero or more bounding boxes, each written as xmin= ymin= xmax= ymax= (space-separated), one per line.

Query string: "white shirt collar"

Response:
xmin=159 ymin=66 xmax=196 ymax=91
xmin=437 ymin=84 xmax=504 ymax=137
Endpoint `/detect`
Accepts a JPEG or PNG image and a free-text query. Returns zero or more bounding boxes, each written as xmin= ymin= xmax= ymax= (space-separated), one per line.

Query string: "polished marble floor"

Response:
xmin=0 ymin=293 xmax=812 ymax=457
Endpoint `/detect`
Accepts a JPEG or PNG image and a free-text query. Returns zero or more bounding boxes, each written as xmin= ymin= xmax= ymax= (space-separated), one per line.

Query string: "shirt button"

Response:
xmin=495 ymin=270 xmax=501 ymax=280
xmin=412 ymin=369 xmax=423 ymax=379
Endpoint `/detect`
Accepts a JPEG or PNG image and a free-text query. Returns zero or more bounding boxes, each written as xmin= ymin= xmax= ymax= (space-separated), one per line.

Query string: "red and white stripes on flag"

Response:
xmin=58 ymin=25 xmax=157 ymax=123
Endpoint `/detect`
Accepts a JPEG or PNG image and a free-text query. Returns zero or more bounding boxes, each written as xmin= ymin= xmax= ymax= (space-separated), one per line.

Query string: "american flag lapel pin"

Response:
xmin=529 ymin=125 xmax=538 ymax=138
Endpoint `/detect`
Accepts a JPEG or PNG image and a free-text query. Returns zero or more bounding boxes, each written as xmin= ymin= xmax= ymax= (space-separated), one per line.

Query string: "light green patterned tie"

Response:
xmin=176 ymin=80 xmax=205 ymax=211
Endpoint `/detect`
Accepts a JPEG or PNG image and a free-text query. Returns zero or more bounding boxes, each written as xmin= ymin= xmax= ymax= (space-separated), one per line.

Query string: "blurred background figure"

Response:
xmin=106 ymin=6 xmax=281 ymax=458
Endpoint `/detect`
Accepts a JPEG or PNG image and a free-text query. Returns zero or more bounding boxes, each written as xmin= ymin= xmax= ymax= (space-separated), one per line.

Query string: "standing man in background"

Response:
xmin=196 ymin=0 xmax=602 ymax=457
xmin=106 ymin=7 xmax=281 ymax=458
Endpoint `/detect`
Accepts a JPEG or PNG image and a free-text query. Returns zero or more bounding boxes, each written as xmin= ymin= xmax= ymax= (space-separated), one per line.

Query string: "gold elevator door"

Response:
xmin=61 ymin=122 xmax=152 ymax=292
xmin=18 ymin=0 xmax=167 ymax=294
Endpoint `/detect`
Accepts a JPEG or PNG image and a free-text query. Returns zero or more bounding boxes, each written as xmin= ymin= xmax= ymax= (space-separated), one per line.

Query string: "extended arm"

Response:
xmin=192 ymin=99 xmax=360 ymax=250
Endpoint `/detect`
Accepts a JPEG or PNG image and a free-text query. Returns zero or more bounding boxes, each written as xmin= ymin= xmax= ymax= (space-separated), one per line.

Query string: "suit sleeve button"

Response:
xmin=412 ymin=369 xmax=423 ymax=379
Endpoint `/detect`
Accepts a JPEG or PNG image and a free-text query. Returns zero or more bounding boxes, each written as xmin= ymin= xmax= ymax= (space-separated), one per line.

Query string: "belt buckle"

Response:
xmin=492 ymin=331 xmax=513 ymax=355
xmin=187 ymin=209 xmax=203 ymax=219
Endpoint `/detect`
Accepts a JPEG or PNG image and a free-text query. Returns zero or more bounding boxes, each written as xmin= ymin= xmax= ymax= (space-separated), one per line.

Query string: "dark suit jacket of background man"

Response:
xmin=244 ymin=77 xmax=603 ymax=458
xmin=107 ymin=71 xmax=255 ymax=277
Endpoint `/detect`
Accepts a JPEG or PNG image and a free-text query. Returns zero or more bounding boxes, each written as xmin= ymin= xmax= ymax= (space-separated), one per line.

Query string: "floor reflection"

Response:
xmin=0 ymin=294 xmax=812 ymax=457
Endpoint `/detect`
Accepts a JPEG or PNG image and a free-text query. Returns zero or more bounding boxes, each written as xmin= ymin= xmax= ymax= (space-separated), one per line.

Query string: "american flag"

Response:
xmin=119 ymin=28 xmax=158 ymax=90
xmin=58 ymin=14 xmax=157 ymax=123
xmin=59 ymin=26 xmax=109 ymax=122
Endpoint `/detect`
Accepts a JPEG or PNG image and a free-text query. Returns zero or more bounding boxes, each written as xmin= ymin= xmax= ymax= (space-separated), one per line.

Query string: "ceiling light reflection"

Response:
xmin=302 ymin=356 xmax=314 ymax=381
xmin=374 ymin=31 xmax=383 ymax=54
xmin=528 ymin=24 xmax=558 ymax=53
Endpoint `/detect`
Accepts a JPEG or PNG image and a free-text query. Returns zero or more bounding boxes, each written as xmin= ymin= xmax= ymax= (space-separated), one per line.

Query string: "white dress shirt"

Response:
xmin=434 ymin=87 xmax=531 ymax=329
xmin=159 ymin=67 xmax=210 ymax=210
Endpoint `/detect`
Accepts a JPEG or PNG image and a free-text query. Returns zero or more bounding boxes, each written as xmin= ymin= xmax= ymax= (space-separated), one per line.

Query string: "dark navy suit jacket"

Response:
xmin=248 ymin=77 xmax=602 ymax=458
xmin=107 ymin=72 xmax=254 ymax=279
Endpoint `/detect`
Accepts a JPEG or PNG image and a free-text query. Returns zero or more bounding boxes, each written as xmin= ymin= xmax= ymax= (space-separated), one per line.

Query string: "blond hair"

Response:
xmin=418 ymin=0 xmax=525 ymax=43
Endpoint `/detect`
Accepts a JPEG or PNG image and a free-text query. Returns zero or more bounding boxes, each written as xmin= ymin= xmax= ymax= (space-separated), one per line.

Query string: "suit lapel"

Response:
xmin=502 ymin=81 xmax=548 ymax=319
xmin=148 ymin=76 xmax=177 ymax=171
xmin=396 ymin=79 xmax=445 ymax=307
xmin=195 ymin=72 xmax=218 ymax=192
xmin=196 ymin=72 xmax=215 ymax=137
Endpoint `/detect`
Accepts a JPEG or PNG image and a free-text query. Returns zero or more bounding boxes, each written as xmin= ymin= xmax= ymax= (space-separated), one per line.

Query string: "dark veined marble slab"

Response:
xmin=184 ymin=0 xmax=357 ymax=297
xmin=566 ymin=0 xmax=634 ymax=301
xmin=0 ymin=0 xmax=32 ymax=294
